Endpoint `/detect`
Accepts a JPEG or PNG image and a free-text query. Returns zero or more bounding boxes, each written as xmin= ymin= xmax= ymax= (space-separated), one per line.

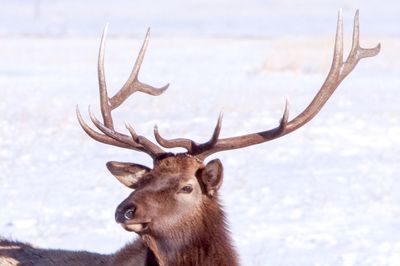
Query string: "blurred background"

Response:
xmin=0 ymin=0 xmax=399 ymax=265
xmin=0 ymin=0 xmax=398 ymax=37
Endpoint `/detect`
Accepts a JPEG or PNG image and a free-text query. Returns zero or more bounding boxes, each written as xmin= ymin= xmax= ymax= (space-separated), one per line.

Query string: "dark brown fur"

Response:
xmin=0 ymin=239 xmax=110 ymax=265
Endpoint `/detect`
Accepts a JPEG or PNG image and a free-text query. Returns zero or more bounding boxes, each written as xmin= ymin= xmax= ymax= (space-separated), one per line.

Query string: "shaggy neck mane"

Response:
xmin=143 ymin=195 xmax=239 ymax=266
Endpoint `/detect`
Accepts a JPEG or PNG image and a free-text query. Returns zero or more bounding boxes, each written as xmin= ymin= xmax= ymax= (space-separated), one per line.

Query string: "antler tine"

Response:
xmin=126 ymin=122 xmax=165 ymax=157
xmin=278 ymin=99 xmax=289 ymax=132
xmin=207 ymin=112 xmax=223 ymax=146
xmin=98 ymin=24 xmax=114 ymax=129
xmin=88 ymin=107 xmax=143 ymax=150
xmin=341 ymin=10 xmax=381 ymax=78
xmin=77 ymin=26 xmax=169 ymax=159
xmin=76 ymin=105 xmax=133 ymax=149
xmin=333 ymin=9 xmax=344 ymax=68
xmin=154 ymin=113 xmax=223 ymax=155
xmin=194 ymin=112 xmax=223 ymax=155
xmin=109 ymin=28 xmax=169 ymax=110
xmin=194 ymin=10 xmax=380 ymax=160
xmin=154 ymin=125 xmax=194 ymax=151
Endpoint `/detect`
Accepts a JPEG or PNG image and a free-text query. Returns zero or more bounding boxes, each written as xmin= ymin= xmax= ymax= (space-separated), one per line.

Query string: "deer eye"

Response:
xmin=179 ymin=184 xmax=193 ymax=194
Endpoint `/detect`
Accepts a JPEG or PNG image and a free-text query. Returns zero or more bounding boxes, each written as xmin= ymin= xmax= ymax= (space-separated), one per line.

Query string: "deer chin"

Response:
xmin=122 ymin=221 xmax=150 ymax=233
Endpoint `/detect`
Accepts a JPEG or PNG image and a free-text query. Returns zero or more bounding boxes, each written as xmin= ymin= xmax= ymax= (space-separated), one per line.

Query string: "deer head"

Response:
xmin=76 ymin=9 xmax=380 ymax=252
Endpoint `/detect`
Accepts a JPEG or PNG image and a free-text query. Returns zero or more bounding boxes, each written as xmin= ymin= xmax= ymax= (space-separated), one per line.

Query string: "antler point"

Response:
xmin=124 ymin=120 xmax=132 ymax=129
xmin=144 ymin=28 xmax=151 ymax=41
xmin=160 ymin=83 xmax=170 ymax=93
xmin=76 ymin=105 xmax=84 ymax=121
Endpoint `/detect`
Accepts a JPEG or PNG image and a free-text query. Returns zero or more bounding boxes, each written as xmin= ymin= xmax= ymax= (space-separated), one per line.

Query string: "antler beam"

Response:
xmin=77 ymin=10 xmax=380 ymax=162
xmin=152 ymin=10 xmax=380 ymax=160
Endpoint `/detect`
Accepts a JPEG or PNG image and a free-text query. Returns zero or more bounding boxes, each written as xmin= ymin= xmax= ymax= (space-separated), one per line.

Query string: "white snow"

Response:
xmin=0 ymin=1 xmax=399 ymax=265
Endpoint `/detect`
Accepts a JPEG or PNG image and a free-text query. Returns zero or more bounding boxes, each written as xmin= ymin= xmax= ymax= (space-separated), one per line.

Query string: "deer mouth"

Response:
xmin=122 ymin=221 xmax=150 ymax=233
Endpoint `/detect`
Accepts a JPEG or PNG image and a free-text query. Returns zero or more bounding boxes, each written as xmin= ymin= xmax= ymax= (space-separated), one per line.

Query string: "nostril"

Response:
xmin=115 ymin=205 xmax=136 ymax=223
xmin=124 ymin=207 xmax=136 ymax=220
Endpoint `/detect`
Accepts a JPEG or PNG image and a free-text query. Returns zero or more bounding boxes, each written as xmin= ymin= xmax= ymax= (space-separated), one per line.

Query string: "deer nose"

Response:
xmin=115 ymin=205 xmax=136 ymax=223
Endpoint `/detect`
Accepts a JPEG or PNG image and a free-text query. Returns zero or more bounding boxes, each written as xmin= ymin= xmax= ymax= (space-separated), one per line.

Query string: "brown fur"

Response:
xmin=111 ymin=154 xmax=239 ymax=265
xmin=110 ymin=200 xmax=238 ymax=266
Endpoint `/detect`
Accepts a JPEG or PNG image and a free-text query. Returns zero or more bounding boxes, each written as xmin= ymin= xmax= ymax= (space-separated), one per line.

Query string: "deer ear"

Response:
xmin=199 ymin=159 xmax=224 ymax=197
xmin=106 ymin=161 xmax=150 ymax=188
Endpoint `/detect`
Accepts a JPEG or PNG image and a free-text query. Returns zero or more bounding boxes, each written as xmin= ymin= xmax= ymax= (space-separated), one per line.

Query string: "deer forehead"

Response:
xmin=152 ymin=155 xmax=204 ymax=178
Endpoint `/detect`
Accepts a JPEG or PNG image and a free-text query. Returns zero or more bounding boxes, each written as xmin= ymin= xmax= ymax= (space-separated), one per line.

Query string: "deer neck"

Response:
xmin=143 ymin=197 xmax=239 ymax=266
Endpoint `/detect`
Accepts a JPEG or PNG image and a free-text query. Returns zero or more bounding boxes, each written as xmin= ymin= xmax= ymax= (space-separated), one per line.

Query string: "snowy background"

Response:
xmin=0 ymin=0 xmax=399 ymax=265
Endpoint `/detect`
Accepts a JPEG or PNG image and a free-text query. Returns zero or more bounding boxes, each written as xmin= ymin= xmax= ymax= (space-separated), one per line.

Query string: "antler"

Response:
xmin=77 ymin=26 xmax=169 ymax=159
xmin=154 ymin=10 xmax=380 ymax=161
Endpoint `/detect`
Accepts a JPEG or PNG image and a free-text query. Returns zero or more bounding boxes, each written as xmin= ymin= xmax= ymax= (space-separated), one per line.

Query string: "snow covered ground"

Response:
xmin=0 ymin=1 xmax=399 ymax=265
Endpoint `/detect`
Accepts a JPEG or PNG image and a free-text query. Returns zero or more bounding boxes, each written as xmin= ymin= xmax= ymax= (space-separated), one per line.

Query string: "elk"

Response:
xmin=1 ymin=10 xmax=379 ymax=266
